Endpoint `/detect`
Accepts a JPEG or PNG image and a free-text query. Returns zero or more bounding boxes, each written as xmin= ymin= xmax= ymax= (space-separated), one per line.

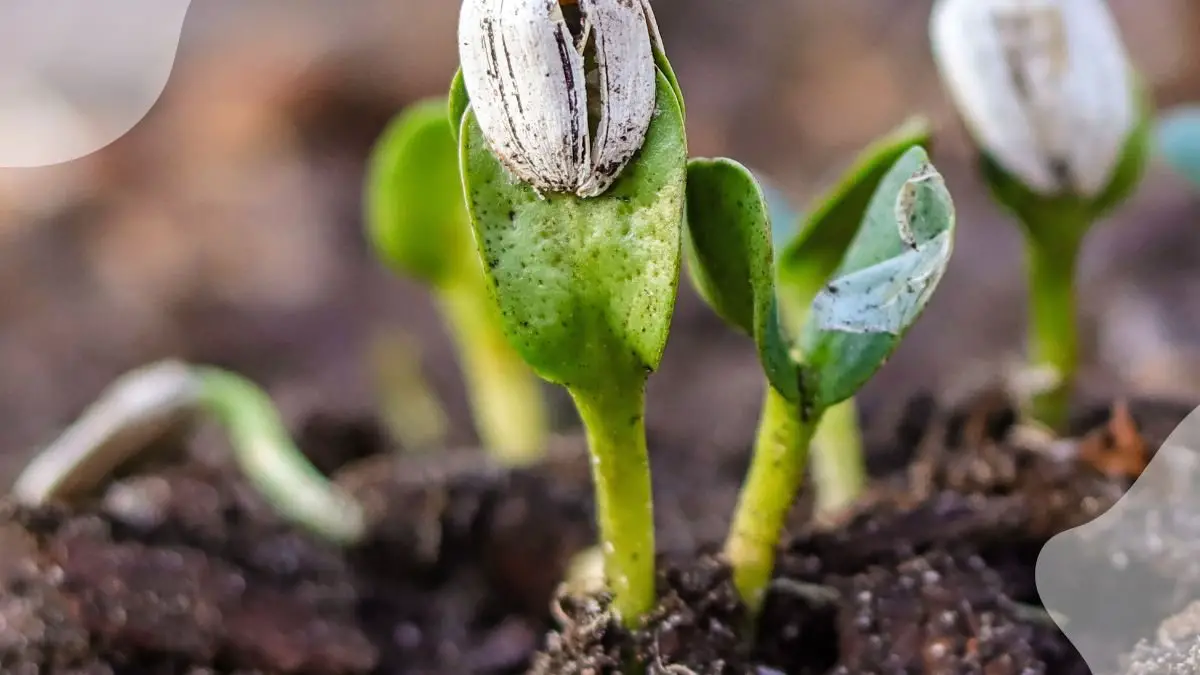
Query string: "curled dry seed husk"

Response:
xmin=12 ymin=360 xmax=200 ymax=506
xmin=458 ymin=0 xmax=658 ymax=197
xmin=929 ymin=0 xmax=1135 ymax=196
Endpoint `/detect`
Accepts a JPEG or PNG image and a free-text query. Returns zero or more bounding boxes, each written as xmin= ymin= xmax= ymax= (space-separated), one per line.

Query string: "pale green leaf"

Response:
xmin=799 ymin=147 xmax=956 ymax=409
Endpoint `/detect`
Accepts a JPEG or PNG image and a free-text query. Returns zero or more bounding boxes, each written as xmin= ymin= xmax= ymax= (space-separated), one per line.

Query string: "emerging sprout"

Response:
xmin=773 ymin=118 xmax=933 ymax=517
xmin=455 ymin=0 xmax=687 ymax=627
xmin=929 ymin=0 xmax=1152 ymax=429
xmin=12 ymin=360 xmax=366 ymax=546
xmin=685 ymin=145 xmax=956 ymax=614
xmin=686 ymin=120 xmax=930 ymax=523
xmin=365 ymin=98 xmax=549 ymax=465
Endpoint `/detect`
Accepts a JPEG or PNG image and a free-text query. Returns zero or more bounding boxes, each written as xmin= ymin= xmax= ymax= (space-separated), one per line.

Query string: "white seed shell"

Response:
xmin=458 ymin=0 xmax=657 ymax=198
xmin=12 ymin=359 xmax=201 ymax=506
xmin=930 ymin=0 xmax=1136 ymax=197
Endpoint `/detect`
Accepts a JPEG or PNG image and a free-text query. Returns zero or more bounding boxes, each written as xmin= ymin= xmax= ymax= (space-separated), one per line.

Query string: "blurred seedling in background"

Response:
xmin=12 ymin=360 xmax=366 ymax=546
xmin=365 ymin=98 xmax=550 ymax=466
xmin=929 ymin=0 xmax=1151 ymax=431
xmin=366 ymin=329 xmax=450 ymax=453
xmin=452 ymin=0 xmax=686 ymax=628
xmin=1155 ymin=104 xmax=1200 ymax=191
xmin=686 ymin=142 xmax=956 ymax=616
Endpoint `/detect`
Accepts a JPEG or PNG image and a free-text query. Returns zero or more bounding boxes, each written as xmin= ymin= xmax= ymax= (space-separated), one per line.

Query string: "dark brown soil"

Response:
xmin=0 ymin=389 xmax=1194 ymax=674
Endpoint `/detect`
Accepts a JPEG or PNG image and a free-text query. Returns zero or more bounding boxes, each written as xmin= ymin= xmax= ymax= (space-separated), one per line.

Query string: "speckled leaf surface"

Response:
xmin=684 ymin=158 xmax=797 ymax=401
xmin=776 ymin=118 xmax=930 ymax=336
xmin=799 ymin=147 xmax=955 ymax=409
xmin=459 ymin=72 xmax=686 ymax=391
xmin=364 ymin=98 xmax=471 ymax=287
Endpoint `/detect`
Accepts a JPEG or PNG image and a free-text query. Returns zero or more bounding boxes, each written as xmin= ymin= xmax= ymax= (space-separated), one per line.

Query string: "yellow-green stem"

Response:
xmin=437 ymin=283 xmax=548 ymax=465
xmin=725 ymin=385 xmax=819 ymax=614
xmin=811 ymin=397 xmax=865 ymax=516
xmin=195 ymin=367 xmax=366 ymax=546
xmin=569 ymin=382 xmax=656 ymax=627
xmin=1024 ymin=225 xmax=1084 ymax=432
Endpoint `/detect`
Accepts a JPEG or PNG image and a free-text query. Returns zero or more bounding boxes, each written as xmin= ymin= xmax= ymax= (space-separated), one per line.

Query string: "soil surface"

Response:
xmin=0 ymin=389 xmax=1195 ymax=674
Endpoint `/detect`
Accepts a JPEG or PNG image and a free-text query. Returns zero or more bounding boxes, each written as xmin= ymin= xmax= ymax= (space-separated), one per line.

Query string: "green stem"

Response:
xmin=725 ymin=385 xmax=819 ymax=614
xmin=195 ymin=367 xmax=366 ymax=545
xmin=1023 ymin=222 xmax=1086 ymax=431
xmin=811 ymin=397 xmax=865 ymax=515
xmin=437 ymin=282 xmax=548 ymax=466
xmin=569 ymin=382 xmax=656 ymax=627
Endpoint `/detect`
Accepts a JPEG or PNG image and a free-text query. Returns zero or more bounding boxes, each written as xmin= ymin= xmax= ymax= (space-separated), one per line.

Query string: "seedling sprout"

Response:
xmin=13 ymin=360 xmax=365 ymax=546
xmin=685 ymin=144 xmax=956 ymax=614
xmin=929 ymin=0 xmax=1152 ymax=430
xmin=453 ymin=0 xmax=687 ymax=626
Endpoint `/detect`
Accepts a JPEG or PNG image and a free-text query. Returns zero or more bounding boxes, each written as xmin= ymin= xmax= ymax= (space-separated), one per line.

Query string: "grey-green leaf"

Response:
xmin=776 ymin=117 xmax=931 ymax=337
xmin=365 ymin=98 xmax=471 ymax=287
xmin=459 ymin=71 xmax=687 ymax=393
xmin=684 ymin=159 xmax=797 ymax=401
xmin=798 ymin=147 xmax=955 ymax=409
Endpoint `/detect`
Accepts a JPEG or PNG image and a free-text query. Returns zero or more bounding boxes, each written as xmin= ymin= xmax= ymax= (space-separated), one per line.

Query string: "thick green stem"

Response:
xmin=811 ymin=397 xmax=865 ymax=515
xmin=1023 ymin=223 xmax=1085 ymax=431
xmin=725 ymin=385 xmax=819 ymax=613
xmin=438 ymin=282 xmax=548 ymax=466
xmin=195 ymin=368 xmax=366 ymax=545
xmin=569 ymin=382 xmax=656 ymax=627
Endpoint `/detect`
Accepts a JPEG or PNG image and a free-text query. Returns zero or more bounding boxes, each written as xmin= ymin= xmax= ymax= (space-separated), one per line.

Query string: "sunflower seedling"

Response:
xmin=366 ymin=98 xmax=549 ymax=465
xmin=768 ymin=118 xmax=932 ymax=516
xmin=930 ymin=0 xmax=1151 ymax=430
xmin=685 ymin=145 xmax=956 ymax=614
xmin=454 ymin=0 xmax=686 ymax=626
xmin=686 ymin=120 xmax=930 ymax=520
xmin=12 ymin=360 xmax=366 ymax=545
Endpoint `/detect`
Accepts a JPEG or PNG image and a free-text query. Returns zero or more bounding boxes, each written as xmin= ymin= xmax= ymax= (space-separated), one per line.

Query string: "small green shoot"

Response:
xmin=12 ymin=360 xmax=366 ymax=546
xmin=974 ymin=82 xmax=1152 ymax=430
xmin=367 ymin=329 xmax=450 ymax=452
xmin=458 ymin=71 xmax=687 ymax=626
xmin=365 ymin=98 xmax=549 ymax=465
xmin=685 ymin=146 xmax=955 ymax=614
xmin=929 ymin=0 xmax=1153 ymax=430
xmin=686 ymin=120 xmax=929 ymax=522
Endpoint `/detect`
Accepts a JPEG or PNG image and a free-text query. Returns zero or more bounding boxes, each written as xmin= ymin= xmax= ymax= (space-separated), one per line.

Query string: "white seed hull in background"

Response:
xmin=930 ymin=0 xmax=1136 ymax=197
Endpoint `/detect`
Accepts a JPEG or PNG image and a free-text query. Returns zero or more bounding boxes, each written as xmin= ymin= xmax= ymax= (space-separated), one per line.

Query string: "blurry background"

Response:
xmin=0 ymin=0 xmax=1198 ymax=480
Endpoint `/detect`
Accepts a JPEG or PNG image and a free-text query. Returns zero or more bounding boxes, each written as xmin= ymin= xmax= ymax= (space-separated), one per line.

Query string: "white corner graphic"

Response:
xmin=0 ymin=0 xmax=191 ymax=167
xmin=1037 ymin=404 xmax=1200 ymax=673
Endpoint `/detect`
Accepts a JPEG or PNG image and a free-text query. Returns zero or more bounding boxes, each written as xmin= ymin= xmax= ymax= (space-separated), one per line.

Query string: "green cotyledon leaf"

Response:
xmin=684 ymin=158 xmax=797 ymax=401
xmin=776 ymin=117 xmax=931 ymax=339
xmin=365 ymin=98 xmax=472 ymax=287
xmin=459 ymin=71 xmax=687 ymax=392
xmin=798 ymin=147 xmax=956 ymax=410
